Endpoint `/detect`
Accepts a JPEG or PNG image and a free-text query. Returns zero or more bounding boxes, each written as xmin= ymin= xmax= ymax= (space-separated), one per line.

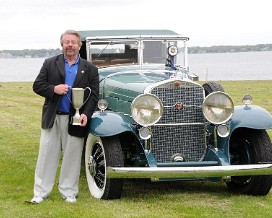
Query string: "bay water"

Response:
xmin=0 ymin=51 xmax=271 ymax=82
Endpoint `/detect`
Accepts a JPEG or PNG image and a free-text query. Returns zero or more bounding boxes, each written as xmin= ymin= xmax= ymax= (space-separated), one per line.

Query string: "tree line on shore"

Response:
xmin=0 ymin=48 xmax=62 ymax=58
xmin=189 ymin=44 xmax=272 ymax=54
xmin=1 ymin=44 xmax=272 ymax=58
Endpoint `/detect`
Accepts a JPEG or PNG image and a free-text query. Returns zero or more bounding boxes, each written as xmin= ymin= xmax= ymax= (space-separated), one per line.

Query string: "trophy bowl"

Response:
xmin=71 ymin=87 xmax=91 ymax=125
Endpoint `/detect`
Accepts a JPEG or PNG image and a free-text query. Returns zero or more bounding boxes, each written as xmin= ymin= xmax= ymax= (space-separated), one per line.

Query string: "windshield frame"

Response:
xmin=86 ymin=35 xmax=189 ymax=69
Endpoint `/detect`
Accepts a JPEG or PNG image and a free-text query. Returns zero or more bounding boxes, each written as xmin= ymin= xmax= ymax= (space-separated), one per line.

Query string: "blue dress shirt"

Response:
xmin=57 ymin=55 xmax=80 ymax=113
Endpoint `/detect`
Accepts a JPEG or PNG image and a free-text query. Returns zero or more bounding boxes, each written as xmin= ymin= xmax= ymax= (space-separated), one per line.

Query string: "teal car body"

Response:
xmin=78 ymin=30 xmax=272 ymax=199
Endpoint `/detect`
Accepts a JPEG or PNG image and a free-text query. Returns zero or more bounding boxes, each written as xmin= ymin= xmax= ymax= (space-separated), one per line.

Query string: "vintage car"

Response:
xmin=78 ymin=30 xmax=272 ymax=200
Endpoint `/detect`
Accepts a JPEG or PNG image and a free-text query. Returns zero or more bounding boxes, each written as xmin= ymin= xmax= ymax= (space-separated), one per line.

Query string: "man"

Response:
xmin=30 ymin=30 xmax=99 ymax=203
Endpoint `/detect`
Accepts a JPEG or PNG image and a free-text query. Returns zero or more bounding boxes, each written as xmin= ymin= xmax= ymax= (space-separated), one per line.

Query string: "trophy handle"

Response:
xmin=82 ymin=87 xmax=92 ymax=106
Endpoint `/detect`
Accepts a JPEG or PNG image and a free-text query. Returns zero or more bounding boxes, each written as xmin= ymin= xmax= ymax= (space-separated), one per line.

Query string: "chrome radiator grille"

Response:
xmin=150 ymin=80 xmax=206 ymax=163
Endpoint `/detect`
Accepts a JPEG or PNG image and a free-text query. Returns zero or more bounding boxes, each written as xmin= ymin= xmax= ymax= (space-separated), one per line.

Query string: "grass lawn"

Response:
xmin=0 ymin=81 xmax=272 ymax=218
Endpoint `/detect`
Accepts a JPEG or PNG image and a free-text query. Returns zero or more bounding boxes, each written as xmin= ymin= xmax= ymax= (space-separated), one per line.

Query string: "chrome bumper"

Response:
xmin=107 ymin=164 xmax=272 ymax=180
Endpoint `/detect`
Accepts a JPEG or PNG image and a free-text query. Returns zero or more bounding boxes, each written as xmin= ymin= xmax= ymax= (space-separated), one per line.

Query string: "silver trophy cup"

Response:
xmin=71 ymin=87 xmax=91 ymax=125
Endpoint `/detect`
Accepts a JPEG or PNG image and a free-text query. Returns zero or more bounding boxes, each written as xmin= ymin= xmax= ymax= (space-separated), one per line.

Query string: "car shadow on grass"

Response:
xmin=121 ymin=179 xmax=230 ymax=199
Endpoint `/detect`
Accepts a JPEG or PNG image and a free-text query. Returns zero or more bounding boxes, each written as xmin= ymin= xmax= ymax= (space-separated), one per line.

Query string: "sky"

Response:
xmin=1 ymin=0 xmax=272 ymax=50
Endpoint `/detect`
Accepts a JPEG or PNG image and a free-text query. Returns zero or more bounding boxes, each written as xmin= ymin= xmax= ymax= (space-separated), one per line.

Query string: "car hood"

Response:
xmin=99 ymin=65 xmax=176 ymax=114
xmin=99 ymin=65 xmax=175 ymax=93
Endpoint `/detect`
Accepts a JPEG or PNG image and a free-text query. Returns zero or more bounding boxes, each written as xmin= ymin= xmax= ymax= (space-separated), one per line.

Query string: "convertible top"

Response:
xmin=78 ymin=29 xmax=182 ymax=41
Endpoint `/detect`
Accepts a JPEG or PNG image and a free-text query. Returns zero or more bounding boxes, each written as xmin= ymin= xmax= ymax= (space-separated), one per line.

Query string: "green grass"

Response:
xmin=0 ymin=81 xmax=272 ymax=218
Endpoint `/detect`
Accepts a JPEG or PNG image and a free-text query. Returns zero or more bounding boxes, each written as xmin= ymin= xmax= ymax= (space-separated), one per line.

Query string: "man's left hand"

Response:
xmin=79 ymin=114 xmax=88 ymax=127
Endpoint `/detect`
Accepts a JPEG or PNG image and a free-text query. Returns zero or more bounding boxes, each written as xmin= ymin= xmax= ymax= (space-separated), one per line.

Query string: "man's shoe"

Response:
xmin=30 ymin=196 xmax=44 ymax=204
xmin=65 ymin=196 xmax=77 ymax=203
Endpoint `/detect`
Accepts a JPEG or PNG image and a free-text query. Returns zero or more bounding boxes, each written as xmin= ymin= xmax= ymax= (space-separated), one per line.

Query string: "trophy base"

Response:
xmin=71 ymin=117 xmax=81 ymax=125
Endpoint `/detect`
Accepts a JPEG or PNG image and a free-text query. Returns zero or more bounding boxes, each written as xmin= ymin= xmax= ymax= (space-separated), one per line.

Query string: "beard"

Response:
xmin=63 ymin=47 xmax=77 ymax=57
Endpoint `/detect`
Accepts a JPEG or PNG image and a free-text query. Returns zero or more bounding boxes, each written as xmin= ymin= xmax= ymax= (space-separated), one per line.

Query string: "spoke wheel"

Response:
xmin=85 ymin=135 xmax=124 ymax=199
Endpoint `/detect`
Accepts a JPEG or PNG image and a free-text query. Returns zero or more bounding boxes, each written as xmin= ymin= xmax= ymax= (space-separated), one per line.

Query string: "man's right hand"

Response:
xmin=54 ymin=84 xmax=69 ymax=95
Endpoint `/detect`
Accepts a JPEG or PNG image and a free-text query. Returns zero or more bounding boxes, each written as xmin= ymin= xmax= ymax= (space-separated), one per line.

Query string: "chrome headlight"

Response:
xmin=139 ymin=127 xmax=151 ymax=140
xmin=168 ymin=45 xmax=178 ymax=56
xmin=217 ymin=124 xmax=230 ymax=137
xmin=98 ymin=99 xmax=108 ymax=111
xmin=131 ymin=94 xmax=163 ymax=127
xmin=242 ymin=94 xmax=252 ymax=105
xmin=202 ymin=92 xmax=234 ymax=124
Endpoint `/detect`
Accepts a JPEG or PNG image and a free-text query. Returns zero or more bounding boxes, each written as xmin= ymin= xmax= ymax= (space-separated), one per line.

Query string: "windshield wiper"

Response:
xmin=98 ymin=41 xmax=113 ymax=57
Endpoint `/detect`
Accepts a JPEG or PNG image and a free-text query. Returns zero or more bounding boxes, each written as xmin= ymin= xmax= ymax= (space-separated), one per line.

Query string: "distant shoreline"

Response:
xmin=1 ymin=44 xmax=272 ymax=58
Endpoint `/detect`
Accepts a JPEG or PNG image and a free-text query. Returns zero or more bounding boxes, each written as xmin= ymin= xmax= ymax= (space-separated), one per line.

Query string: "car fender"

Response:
xmin=88 ymin=110 xmax=135 ymax=137
xmin=230 ymin=105 xmax=272 ymax=131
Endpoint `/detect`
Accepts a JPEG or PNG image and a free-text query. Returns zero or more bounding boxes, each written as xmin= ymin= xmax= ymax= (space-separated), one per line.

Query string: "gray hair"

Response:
xmin=60 ymin=30 xmax=82 ymax=47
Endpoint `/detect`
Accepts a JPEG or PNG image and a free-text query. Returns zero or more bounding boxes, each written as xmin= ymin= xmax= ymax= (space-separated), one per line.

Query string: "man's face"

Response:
xmin=62 ymin=34 xmax=81 ymax=58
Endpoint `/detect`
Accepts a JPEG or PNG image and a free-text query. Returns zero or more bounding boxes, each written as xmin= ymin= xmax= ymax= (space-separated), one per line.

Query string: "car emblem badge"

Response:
xmin=175 ymin=102 xmax=183 ymax=110
xmin=174 ymin=81 xmax=181 ymax=87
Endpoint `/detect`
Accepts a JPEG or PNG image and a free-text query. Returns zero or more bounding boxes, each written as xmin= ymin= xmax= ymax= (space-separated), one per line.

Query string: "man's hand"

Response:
xmin=79 ymin=114 xmax=88 ymax=127
xmin=54 ymin=84 xmax=69 ymax=95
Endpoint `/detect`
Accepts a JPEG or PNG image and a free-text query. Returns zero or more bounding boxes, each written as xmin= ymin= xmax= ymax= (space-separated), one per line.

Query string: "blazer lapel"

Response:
xmin=56 ymin=54 xmax=65 ymax=78
xmin=73 ymin=58 xmax=86 ymax=87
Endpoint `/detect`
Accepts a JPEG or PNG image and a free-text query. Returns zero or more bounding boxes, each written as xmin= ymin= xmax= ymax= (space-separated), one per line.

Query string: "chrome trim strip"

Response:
xmin=154 ymin=122 xmax=205 ymax=126
xmin=144 ymin=78 xmax=204 ymax=94
xmin=164 ymin=105 xmax=202 ymax=108
xmin=86 ymin=35 xmax=189 ymax=41
xmin=107 ymin=164 xmax=272 ymax=179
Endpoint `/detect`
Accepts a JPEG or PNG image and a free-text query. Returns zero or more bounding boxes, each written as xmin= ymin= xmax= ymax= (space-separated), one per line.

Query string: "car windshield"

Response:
xmin=88 ymin=38 xmax=186 ymax=68
xmin=89 ymin=40 xmax=137 ymax=66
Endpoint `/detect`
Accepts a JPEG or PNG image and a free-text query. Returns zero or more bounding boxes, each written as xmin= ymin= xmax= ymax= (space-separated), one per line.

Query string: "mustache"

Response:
xmin=63 ymin=47 xmax=75 ymax=52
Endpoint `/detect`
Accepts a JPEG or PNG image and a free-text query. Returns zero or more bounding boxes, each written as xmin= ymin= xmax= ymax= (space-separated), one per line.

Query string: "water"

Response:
xmin=188 ymin=51 xmax=272 ymax=81
xmin=0 ymin=51 xmax=272 ymax=82
xmin=0 ymin=58 xmax=45 ymax=82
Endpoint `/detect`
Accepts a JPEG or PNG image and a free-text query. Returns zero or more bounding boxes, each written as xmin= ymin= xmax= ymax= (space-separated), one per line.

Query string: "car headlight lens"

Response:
xmin=131 ymin=94 xmax=163 ymax=127
xmin=242 ymin=94 xmax=252 ymax=105
xmin=202 ymin=92 xmax=234 ymax=124
xmin=217 ymin=124 xmax=230 ymax=137
xmin=139 ymin=127 xmax=151 ymax=140
xmin=168 ymin=45 xmax=178 ymax=56
xmin=98 ymin=99 xmax=108 ymax=111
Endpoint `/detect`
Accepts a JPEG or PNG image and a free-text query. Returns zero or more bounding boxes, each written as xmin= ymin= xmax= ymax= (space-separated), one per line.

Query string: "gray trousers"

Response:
xmin=33 ymin=115 xmax=84 ymax=199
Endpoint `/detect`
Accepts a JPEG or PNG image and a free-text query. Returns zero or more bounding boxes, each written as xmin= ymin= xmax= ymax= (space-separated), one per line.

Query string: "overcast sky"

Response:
xmin=1 ymin=0 xmax=271 ymax=50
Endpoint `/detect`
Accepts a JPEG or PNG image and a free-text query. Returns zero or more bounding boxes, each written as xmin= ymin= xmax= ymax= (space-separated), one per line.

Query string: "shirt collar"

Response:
xmin=64 ymin=54 xmax=80 ymax=65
